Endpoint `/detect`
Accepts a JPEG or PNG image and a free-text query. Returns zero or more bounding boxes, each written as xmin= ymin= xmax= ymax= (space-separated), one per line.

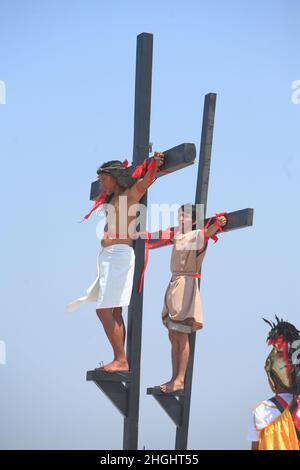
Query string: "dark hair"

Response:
xmin=97 ymin=160 xmax=136 ymax=190
xmin=179 ymin=203 xmax=197 ymax=224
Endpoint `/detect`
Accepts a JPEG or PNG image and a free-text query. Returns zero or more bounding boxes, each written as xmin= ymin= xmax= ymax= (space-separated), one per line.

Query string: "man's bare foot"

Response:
xmin=154 ymin=379 xmax=173 ymax=389
xmin=95 ymin=359 xmax=129 ymax=373
xmin=160 ymin=380 xmax=184 ymax=393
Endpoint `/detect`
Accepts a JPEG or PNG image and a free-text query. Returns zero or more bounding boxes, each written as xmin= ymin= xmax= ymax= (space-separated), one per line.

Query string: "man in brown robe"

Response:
xmin=159 ymin=204 xmax=227 ymax=393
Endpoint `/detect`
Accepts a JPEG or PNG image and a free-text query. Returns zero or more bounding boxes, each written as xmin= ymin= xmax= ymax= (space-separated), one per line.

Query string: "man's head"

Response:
xmin=97 ymin=160 xmax=135 ymax=194
xmin=263 ymin=316 xmax=300 ymax=396
xmin=178 ymin=204 xmax=197 ymax=230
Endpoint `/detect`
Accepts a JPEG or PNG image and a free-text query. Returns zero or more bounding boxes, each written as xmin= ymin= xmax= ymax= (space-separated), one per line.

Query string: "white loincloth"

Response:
xmin=65 ymin=244 xmax=135 ymax=313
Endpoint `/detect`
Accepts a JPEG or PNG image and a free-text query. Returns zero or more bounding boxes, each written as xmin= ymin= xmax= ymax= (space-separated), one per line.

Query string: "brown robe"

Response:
xmin=161 ymin=228 xmax=208 ymax=332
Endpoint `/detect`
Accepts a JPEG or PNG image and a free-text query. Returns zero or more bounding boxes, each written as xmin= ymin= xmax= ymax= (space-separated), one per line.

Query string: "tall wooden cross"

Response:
xmin=86 ymin=33 xmax=253 ymax=450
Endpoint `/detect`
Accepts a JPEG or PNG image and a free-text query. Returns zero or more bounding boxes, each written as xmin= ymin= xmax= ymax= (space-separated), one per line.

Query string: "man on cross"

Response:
xmin=156 ymin=204 xmax=227 ymax=394
xmin=66 ymin=151 xmax=165 ymax=373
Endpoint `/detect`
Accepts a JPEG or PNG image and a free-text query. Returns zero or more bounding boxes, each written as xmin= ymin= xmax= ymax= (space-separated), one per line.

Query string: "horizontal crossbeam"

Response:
xmin=148 ymin=207 xmax=254 ymax=247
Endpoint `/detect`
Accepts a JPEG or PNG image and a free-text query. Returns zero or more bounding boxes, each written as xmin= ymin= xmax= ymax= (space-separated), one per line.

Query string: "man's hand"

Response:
xmin=153 ymin=151 xmax=165 ymax=167
xmin=204 ymin=214 xmax=227 ymax=240
xmin=216 ymin=215 xmax=227 ymax=228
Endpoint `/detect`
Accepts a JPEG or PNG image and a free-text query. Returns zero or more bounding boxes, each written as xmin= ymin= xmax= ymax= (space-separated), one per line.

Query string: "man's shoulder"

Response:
xmin=251 ymin=396 xmax=284 ymax=431
xmin=253 ymin=398 xmax=278 ymax=413
xmin=254 ymin=393 xmax=293 ymax=411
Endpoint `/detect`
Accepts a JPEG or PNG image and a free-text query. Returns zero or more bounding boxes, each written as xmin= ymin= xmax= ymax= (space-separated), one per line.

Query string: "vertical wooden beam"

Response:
xmin=123 ymin=32 xmax=153 ymax=450
xmin=175 ymin=93 xmax=217 ymax=450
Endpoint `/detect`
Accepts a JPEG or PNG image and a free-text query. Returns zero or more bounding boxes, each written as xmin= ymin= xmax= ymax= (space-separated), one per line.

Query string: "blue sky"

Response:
xmin=0 ymin=0 xmax=299 ymax=450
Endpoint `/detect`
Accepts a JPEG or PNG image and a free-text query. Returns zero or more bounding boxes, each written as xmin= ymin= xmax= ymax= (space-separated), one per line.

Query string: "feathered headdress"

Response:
xmin=263 ymin=315 xmax=300 ymax=396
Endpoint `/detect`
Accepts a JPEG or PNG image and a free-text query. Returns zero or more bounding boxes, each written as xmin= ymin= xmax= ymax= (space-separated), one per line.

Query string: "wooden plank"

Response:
xmin=123 ymin=31 xmax=153 ymax=451
xmin=222 ymin=208 xmax=254 ymax=232
xmin=86 ymin=370 xmax=132 ymax=383
xmin=147 ymin=387 xmax=184 ymax=397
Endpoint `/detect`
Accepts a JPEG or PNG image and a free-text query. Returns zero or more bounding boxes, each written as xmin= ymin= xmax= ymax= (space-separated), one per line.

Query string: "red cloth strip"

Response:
xmin=274 ymin=394 xmax=289 ymax=409
xmin=131 ymin=159 xmax=148 ymax=178
xmin=138 ymin=232 xmax=152 ymax=293
xmin=80 ymin=190 xmax=108 ymax=223
xmin=149 ymin=239 xmax=173 ymax=249
xmin=203 ymin=211 xmax=228 ymax=243
xmin=131 ymin=157 xmax=159 ymax=188
xmin=204 ymin=216 xmax=214 ymax=242
xmin=136 ymin=227 xmax=175 ymax=293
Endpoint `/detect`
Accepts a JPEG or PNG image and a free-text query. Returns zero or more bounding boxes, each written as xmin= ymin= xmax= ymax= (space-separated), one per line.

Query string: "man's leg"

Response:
xmin=170 ymin=329 xmax=180 ymax=382
xmin=96 ymin=307 xmax=129 ymax=372
xmin=174 ymin=332 xmax=189 ymax=389
xmin=160 ymin=330 xmax=179 ymax=392
xmin=113 ymin=307 xmax=126 ymax=346
xmin=161 ymin=332 xmax=189 ymax=393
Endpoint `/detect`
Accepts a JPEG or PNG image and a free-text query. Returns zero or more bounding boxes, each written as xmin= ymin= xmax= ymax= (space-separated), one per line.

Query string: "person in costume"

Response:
xmin=247 ymin=316 xmax=300 ymax=450
xmin=66 ymin=151 xmax=165 ymax=372
xmin=157 ymin=203 xmax=227 ymax=394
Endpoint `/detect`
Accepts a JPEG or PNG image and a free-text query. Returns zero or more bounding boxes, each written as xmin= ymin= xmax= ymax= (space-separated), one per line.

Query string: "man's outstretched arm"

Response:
xmin=127 ymin=151 xmax=165 ymax=202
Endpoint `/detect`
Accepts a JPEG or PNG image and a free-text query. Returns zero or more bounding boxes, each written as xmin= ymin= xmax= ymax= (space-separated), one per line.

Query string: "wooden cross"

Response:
xmin=147 ymin=93 xmax=253 ymax=450
xmin=86 ymin=34 xmax=253 ymax=451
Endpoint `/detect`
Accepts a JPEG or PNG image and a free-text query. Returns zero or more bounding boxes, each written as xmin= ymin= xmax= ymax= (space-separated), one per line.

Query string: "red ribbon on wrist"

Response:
xmin=203 ymin=211 xmax=227 ymax=243
xmin=131 ymin=157 xmax=159 ymax=188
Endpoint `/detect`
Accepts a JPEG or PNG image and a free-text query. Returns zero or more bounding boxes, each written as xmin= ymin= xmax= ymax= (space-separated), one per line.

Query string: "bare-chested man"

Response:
xmin=66 ymin=152 xmax=165 ymax=372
